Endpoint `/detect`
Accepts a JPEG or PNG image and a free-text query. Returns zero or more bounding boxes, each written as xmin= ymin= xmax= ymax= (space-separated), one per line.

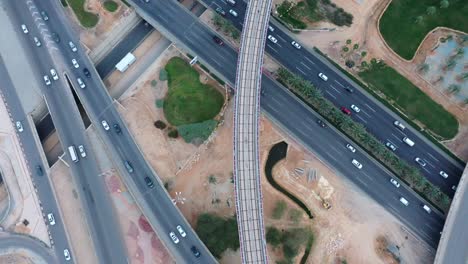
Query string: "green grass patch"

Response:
xmin=277 ymin=1 xmax=307 ymax=29
xmin=177 ymin=120 xmax=218 ymax=144
xmin=66 ymin=0 xmax=99 ymax=28
xmin=163 ymin=57 xmax=224 ymax=126
xmin=379 ymin=0 xmax=468 ymax=59
xmin=103 ymin=0 xmax=119 ymax=12
xmin=358 ymin=61 xmax=458 ymax=139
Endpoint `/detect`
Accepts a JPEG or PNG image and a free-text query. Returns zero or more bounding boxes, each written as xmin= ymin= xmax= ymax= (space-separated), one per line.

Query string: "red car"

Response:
xmin=340 ymin=106 xmax=351 ymax=115
xmin=213 ymin=36 xmax=224 ymax=45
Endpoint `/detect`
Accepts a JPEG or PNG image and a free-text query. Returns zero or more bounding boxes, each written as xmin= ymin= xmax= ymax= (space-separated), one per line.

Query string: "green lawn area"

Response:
xmin=379 ymin=0 xmax=468 ymax=59
xmin=103 ymin=0 xmax=119 ymax=12
xmin=359 ymin=62 xmax=458 ymax=139
xmin=66 ymin=0 xmax=99 ymax=28
xmin=164 ymin=57 xmax=224 ymax=126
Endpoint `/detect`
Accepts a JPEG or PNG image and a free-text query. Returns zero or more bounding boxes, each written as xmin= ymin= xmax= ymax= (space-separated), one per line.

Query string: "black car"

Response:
xmin=145 ymin=176 xmax=154 ymax=189
xmin=51 ymin=32 xmax=60 ymax=43
xmin=36 ymin=165 xmax=43 ymax=176
xmin=317 ymin=119 xmax=327 ymax=128
xmin=83 ymin=68 xmax=91 ymax=77
xmin=213 ymin=36 xmax=224 ymax=45
xmin=191 ymin=246 xmax=201 ymax=258
xmin=215 ymin=7 xmax=226 ymax=16
xmin=113 ymin=124 xmax=122 ymax=134
xmin=41 ymin=11 xmax=49 ymax=21
xmin=345 ymin=86 xmax=354 ymax=93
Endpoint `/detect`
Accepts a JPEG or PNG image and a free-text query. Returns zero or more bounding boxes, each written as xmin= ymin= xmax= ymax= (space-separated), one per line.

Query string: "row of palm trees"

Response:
xmin=276 ymin=67 xmax=451 ymax=210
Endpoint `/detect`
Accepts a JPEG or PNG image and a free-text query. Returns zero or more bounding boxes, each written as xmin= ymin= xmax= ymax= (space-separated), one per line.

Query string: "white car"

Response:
xmin=268 ymin=25 xmax=274 ymax=32
xmin=176 ymin=225 xmax=187 ymax=238
xmin=385 ymin=142 xmax=397 ymax=151
xmin=229 ymin=9 xmax=238 ymax=17
xmin=415 ymin=157 xmax=426 ymax=167
xmin=393 ymin=120 xmax=406 ymax=130
xmin=101 ymin=120 xmax=110 ymax=131
xmin=169 ymin=232 xmax=180 ymax=244
xmin=50 ymin=69 xmax=58 ymax=81
xmin=318 ymin=72 xmax=328 ymax=81
xmin=352 ymin=159 xmax=362 ymax=169
xmin=291 ymin=41 xmax=301 ymax=49
xmin=72 ymin=59 xmax=79 ymax=68
xmin=21 ymin=24 xmax=28 ymax=34
xmin=390 ymin=178 xmax=400 ymax=188
xmin=63 ymin=249 xmax=71 ymax=261
xmin=346 ymin=143 xmax=356 ymax=153
xmin=267 ymin=35 xmax=277 ymax=43
xmin=43 ymin=75 xmax=51 ymax=86
xmin=34 ymin=37 xmax=41 ymax=47
xmin=452 ymin=185 xmax=457 ymax=191
xmin=47 ymin=213 xmax=56 ymax=226
xmin=350 ymin=104 xmax=360 ymax=113
xmin=77 ymin=78 xmax=85 ymax=88
xmin=439 ymin=171 xmax=448 ymax=178
xmin=422 ymin=204 xmax=431 ymax=213
xmin=78 ymin=145 xmax=86 ymax=158
xmin=68 ymin=41 xmax=77 ymax=52
xmin=16 ymin=121 xmax=24 ymax=132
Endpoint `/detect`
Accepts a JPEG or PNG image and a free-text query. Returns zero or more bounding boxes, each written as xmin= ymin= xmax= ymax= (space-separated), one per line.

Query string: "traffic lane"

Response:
xmin=0 ymin=233 xmax=58 ymax=263
xmin=261 ymin=77 xmax=443 ymax=248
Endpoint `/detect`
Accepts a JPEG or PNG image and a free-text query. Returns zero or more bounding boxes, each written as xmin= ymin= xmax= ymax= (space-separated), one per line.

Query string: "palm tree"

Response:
xmin=447 ymin=84 xmax=461 ymax=95
xmin=440 ymin=0 xmax=449 ymax=9
xmin=419 ymin=63 xmax=430 ymax=73
xmin=426 ymin=6 xmax=437 ymax=15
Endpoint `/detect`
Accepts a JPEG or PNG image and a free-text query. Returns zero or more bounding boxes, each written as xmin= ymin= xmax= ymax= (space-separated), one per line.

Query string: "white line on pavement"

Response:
xmin=334 ymin=79 xmax=344 ymax=87
xmin=304 ymin=56 xmax=315 ymax=65
xmin=295 ymin=66 xmax=306 ymax=75
xmin=325 ymin=90 xmax=336 ymax=99
xmin=356 ymin=115 xmax=368 ymax=124
xmin=300 ymin=61 xmax=311 ymax=70
xmin=276 ymin=35 xmax=286 ymax=42
xmin=391 ymin=133 xmax=401 ymax=142
xmin=329 ymin=85 xmax=342 ymax=94
xmin=365 ymin=103 xmax=376 ymax=113
xmin=267 ymin=45 xmax=278 ymax=53
xmin=427 ymin=153 xmax=440 ymax=162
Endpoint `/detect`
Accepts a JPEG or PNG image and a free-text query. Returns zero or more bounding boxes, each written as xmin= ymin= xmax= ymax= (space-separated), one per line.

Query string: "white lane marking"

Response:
xmin=276 ymin=35 xmax=286 ymax=42
xmin=391 ymin=133 xmax=401 ymax=142
xmin=325 ymin=151 xmax=338 ymax=162
xmin=334 ymin=79 xmax=345 ymax=87
xmin=362 ymin=110 xmax=372 ymax=118
xmin=325 ymin=90 xmax=336 ymax=99
xmin=304 ymin=57 xmax=316 ymax=65
xmin=329 ymin=84 xmax=342 ymax=94
xmin=300 ymin=61 xmax=311 ymax=70
xmin=365 ymin=103 xmax=376 ymax=113
xmin=295 ymin=66 xmax=306 ymax=76
xmin=267 ymin=44 xmax=278 ymax=53
xmin=329 ymin=145 xmax=342 ymax=155
xmin=355 ymin=176 xmax=369 ymax=187
xmin=157 ymin=14 xmax=168 ymax=23
xmin=421 ymin=166 xmax=431 ymax=174
xmin=427 ymin=153 xmax=440 ymax=162
xmin=276 ymin=43 xmax=282 ymax=48
xmin=362 ymin=172 xmax=373 ymax=181
xmin=356 ymin=115 xmax=368 ymax=124
xmin=426 ymin=160 xmax=436 ymax=169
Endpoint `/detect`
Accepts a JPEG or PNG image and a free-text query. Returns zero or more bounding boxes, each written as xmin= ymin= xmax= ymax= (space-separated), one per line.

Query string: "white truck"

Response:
xmin=68 ymin=145 xmax=79 ymax=163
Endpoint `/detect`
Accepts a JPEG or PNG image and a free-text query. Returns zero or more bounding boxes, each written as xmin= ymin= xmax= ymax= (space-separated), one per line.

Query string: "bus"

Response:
xmin=68 ymin=146 xmax=79 ymax=163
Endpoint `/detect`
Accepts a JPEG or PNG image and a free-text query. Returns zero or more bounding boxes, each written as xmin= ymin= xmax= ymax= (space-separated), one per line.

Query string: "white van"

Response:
xmin=423 ymin=205 xmax=431 ymax=213
xmin=402 ymin=137 xmax=415 ymax=147
xmin=399 ymin=197 xmax=409 ymax=206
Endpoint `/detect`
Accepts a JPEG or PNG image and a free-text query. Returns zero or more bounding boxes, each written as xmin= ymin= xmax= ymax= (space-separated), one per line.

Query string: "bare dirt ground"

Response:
xmin=289 ymin=0 xmax=468 ymax=160
xmin=116 ymin=46 xmax=433 ymax=263
xmin=0 ymin=254 xmax=34 ymax=264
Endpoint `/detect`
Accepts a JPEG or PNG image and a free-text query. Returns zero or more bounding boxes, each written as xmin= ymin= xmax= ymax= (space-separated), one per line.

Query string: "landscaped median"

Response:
xmin=65 ymin=0 xmax=99 ymax=28
xmin=275 ymin=67 xmax=451 ymax=212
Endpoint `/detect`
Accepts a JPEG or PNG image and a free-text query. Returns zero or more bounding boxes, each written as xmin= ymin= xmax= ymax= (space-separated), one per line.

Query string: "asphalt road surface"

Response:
xmin=0 ymin=233 xmax=57 ymax=263
xmin=7 ymin=1 xmax=129 ymax=263
xmin=200 ymin=0 xmax=465 ymax=197
xmin=133 ymin=0 xmax=445 ymax=248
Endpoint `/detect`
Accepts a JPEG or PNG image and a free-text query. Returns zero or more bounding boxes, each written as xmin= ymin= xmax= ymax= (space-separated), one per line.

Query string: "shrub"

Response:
xmin=159 ymin=69 xmax=168 ymax=81
xmin=361 ymin=51 xmax=367 ymax=57
xmin=154 ymin=120 xmax=166 ymax=129
xmin=103 ymin=1 xmax=119 ymax=12
xmin=168 ymin=129 xmax=179 ymax=138
xmin=195 ymin=213 xmax=239 ymax=258
xmin=151 ymin=80 xmax=157 ymax=87
xmin=342 ymin=46 xmax=349 ymax=52
xmin=155 ymin=99 xmax=164 ymax=108
xmin=345 ymin=60 xmax=355 ymax=68
xmin=177 ymin=120 xmax=218 ymax=144
xmin=266 ymin=227 xmax=282 ymax=247
xmin=346 ymin=39 xmax=352 ymax=44
xmin=289 ymin=209 xmax=303 ymax=223
xmin=353 ymin=43 xmax=359 ymax=50
xmin=272 ymin=200 xmax=287 ymax=219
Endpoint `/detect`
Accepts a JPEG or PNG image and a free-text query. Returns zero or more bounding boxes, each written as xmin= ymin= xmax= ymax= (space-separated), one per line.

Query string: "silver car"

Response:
xmin=169 ymin=232 xmax=179 ymax=244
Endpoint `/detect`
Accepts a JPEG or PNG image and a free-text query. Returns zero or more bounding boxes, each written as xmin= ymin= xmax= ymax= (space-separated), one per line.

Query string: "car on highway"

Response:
xmin=385 ymin=142 xmax=397 ymax=151
xmin=33 ymin=37 xmax=41 ymax=47
xmin=50 ymin=69 xmax=58 ymax=80
xmin=267 ymin=35 xmax=277 ymax=44
xmin=318 ymin=72 xmax=328 ymax=81
xmin=229 ymin=9 xmax=238 ymax=17
xmin=415 ymin=157 xmax=426 ymax=167
xmin=215 ymin=7 xmax=226 ymax=16
xmin=423 ymin=204 xmax=431 ymax=213
xmin=16 ymin=121 xmax=23 ymax=132
xmin=40 ymin=11 xmax=49 ymax=21
xmin=452 ymin=185 xmax=457 ymax=191
xmin=47 ymin=213 xmax=56 ymax=225
xmin=345 ymin=86 xmax=354 ymax=93
xmin=227 ymin=0 xmax=236 ymax=6
xmin=393 ymin=120 xmax=406 ymax=130
xmin=124 ymin=161 xmax=134 ymax=173
xmin=176 ymin=225 xmax=186 ymax=237
xmin=36 ymin=165 xmax=44 ymax=176
xmin=213 ymin=36 xmax=224 ymax=45
xmin=390 ymin=178 xmax=400 ymax=188
xmin=72 ymin=59 xmax=79 ymax=68
xmin=346 ymin=143 xmax=356 ymax=153
xmin=169 ymin=232 xmax=179 ymax=244
xmin=63 ymin=249 xmax=71 ymax=261
xmin=68 ymin=41 xmax=77 ymax=52
xmin=21 ymin=24 xmax=28 ymax=34
xmin=43 ymin=75 xmax=51 ymax=86
xmin=83 ymin=68 xmax=91 ymax=77
xmin=352 ymin=159 xmax=362 ymax=169
xmin=101 ymin=120 xmax=110 ymax=131
xmin=340 ymin=107 xmax=351 ymax=115
xmin=77 ymin=78 xmax=85 ymax=88
xmin=268 ymin=25 xmax=274 ymax=32
xmin=291 ymin=41 xmax=301 ymax=49
xmin=145 ymin=176 xmax=154 ymax=188
xmin=439 ymin=170 xmax=448 ymax=179
xmin=316 ymin=119 xmax=327 ymax=128
xmin=191 ymin=246 xmax=201 ymax=258
xmin=78 ymin=145 xmax=86 ymax=158
xmin=399 ymin=197 xmax=409 ymax=206
xmin=113 ymin=123 xmax=122 ymax=134
xmin=350 ymin=104 xmax=360 ymax=113
xmin=51 ymin=32 xmax=60 ymax=43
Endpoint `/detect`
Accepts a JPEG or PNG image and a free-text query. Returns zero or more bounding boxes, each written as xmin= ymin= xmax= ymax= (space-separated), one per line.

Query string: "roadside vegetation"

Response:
xmin=163 ymin=57 xmax=224 ymax=144
xmin=276 ymin=67 xmax=451 ymax=212
xmin=212 ymin=14 xmax=240 ymax=40
xmin=66 ymin=0 xmax=99 ymax=28
xmin=103 ymin=0 xmax=119 ymax=12
xmin=359 ymin=60 xmax=459 ymax=139
xmin=195 ymin=213 xmax=239 ymax=258
xmin=379 ymin=0 xmax=468 ymax=59
xmin=266 ymin=226 xmax=313 ymax=263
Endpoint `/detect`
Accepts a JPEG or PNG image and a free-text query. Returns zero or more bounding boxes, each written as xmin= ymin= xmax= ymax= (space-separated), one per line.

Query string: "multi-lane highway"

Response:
xmin=133 ymin=0 xmax=445 ymax=248
xmin=200 ymin=0 xmax=465 ymax=197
